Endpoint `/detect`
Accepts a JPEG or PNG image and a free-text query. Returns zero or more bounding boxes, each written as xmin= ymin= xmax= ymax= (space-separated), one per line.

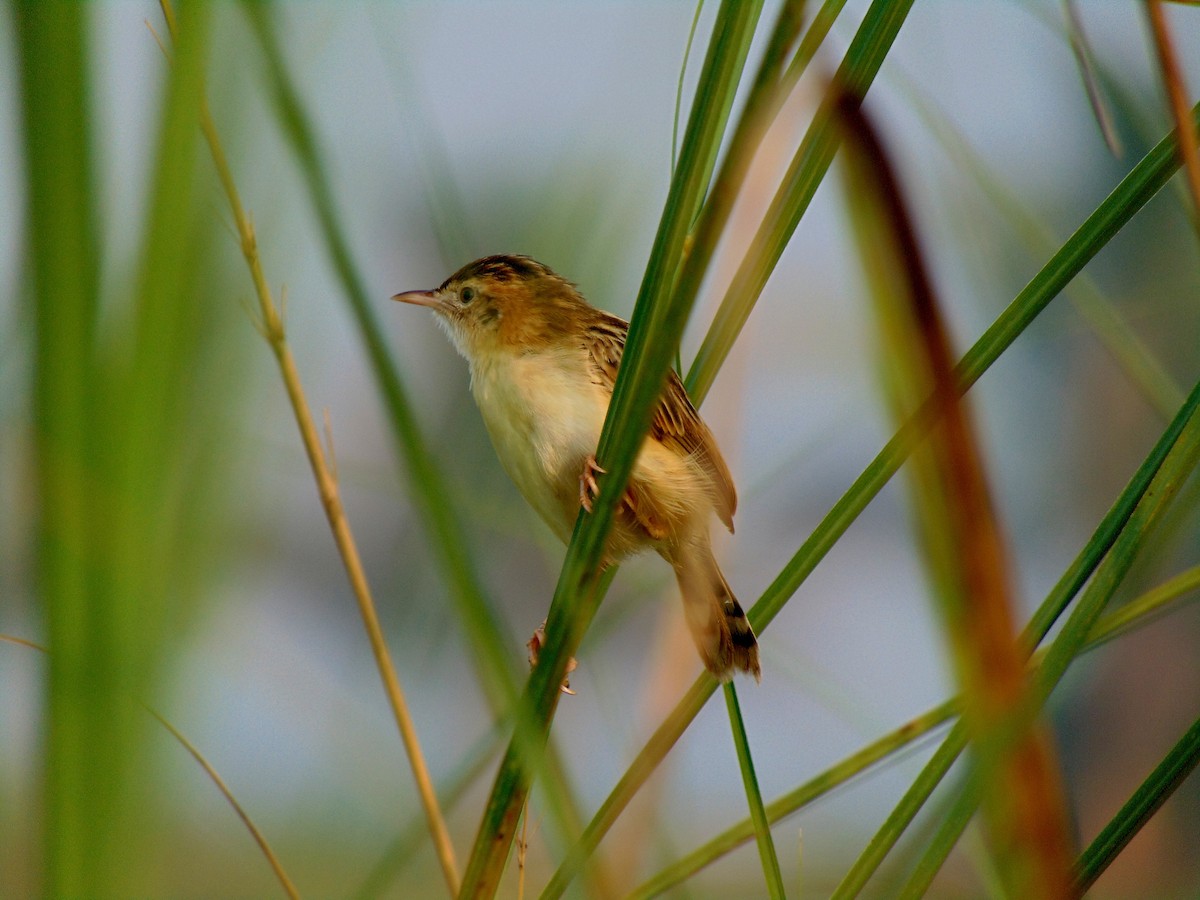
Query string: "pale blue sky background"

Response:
xmin=3 ymin=2 xmax=1199 ymax=894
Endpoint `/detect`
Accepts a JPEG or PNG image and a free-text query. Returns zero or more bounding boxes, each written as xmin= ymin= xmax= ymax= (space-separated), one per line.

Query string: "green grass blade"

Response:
xmin=671 ymin=8 xmax=805 ymax=891
xmin=19 ymin=2 xmax=215 ymax=894
xmin=1077 ymin=715 xmax=1200 ymax=892
xmin=759 ymin=99 xmax=1200 ymax=643
xmin=666 ymin=0 xmax=807 ymax=371
xmin=902 ymin=565 xmax=1200 ymax=899
xmin=15 ymin=4 xmax=101 ymax=893
xmin=242 ymin=0 xmax=607 ymax=858
xmin=106 ymin=0 xmax=216 ymax=890
xmin=831 ymin=721 xmax=970 ymax=900
xmin=896 ymin=75 xmax=1184 ymax=419
xmin=457 ymin=5 xmax=764 ymax=893
xmin=543 ymin=678 xmax=718 ymax=900
xmin=892 ymin=772 xmax=981 ymax=899
xmin=896 ymin=373 xmax=1200 ymax=896
xmin=835 ymin=372 xmax=1200 ymax=897
xmin=547 ymin=101 xmax=1200 ymax=899
xmin=541 ymin=13 xmax=918 ymax=895
xmin=783 ymin=0 xmax=851 ymax=88
xmin=365 ymin=9 xmax=475 ymax=268
xmin=675 ymin=1 xmax=763 ymax=231
xmin=841 ymin=84 xmax=1074 ymax=892
xmin=725 ymin=683 xmax=787 ymax=899
xmin=672 ymin=0 xmax=706 ymax=176
xmin=956 ymin=98 xmax=1200 ymax=391
xmin=239 ymin=7 xmax=607 ymax=880
xmin=239 ymin=4 xmax=521 ymax=714
xmin=3 ymin=634 xmax=297 ymax=898
xmin=110 ymin=0 xmax=214 ymax=672
xmin=352 ymin=727 xmax=504 ymax=900
xmin=687 ymin=0 xmax=916 ymax=402
xmin=631 ymin=699 xmax=958 ymax=898
xmin=634 ymin=556 xmax=1200 ymax=895
xmin=1085 ymin=564 xmax=1200 ymax=647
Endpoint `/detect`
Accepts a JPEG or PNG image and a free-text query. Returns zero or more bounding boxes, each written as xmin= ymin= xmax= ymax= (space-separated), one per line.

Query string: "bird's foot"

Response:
xmin=578 ymin=454 xmax=606 ymax=513
xmin=527 ymin=621 xmax=578 ymax=695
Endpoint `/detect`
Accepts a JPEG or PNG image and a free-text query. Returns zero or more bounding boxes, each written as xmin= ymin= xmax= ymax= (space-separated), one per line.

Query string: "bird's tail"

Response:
xmin=672 ymin=539 xmax=760 ymax=682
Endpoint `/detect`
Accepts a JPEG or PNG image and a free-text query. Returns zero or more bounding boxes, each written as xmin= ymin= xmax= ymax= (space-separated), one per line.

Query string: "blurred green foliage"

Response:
xmin=4 ymin=2 xmax=1200 ymax=898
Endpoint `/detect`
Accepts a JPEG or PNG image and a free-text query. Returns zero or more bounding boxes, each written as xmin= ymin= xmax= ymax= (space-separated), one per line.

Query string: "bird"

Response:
xmin=393 ymin=254 xmax=759 ymax=682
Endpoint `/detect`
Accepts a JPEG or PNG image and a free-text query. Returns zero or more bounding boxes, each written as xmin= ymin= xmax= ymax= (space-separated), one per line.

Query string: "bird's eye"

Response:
xmin=460 ymin=286 xmax=476 ymax=304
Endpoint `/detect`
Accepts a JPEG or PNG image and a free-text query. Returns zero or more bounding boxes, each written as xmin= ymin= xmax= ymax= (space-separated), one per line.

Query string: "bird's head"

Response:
xmin=393 ymin=254 xmax=590 ymax=360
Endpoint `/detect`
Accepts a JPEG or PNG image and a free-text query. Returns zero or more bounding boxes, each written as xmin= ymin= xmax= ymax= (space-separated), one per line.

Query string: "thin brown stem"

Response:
xmin=1065 ymin=0 xmax=1123 ymax=158
xmin=1 ymin=635 xmax=300 ymax=900
xmin=148 ymin=709 xmax=301 ymax=900
xmin=157 ymin=1 xmax=460 ymax=893
xmin=1147 ymin=0 xmax=1200 ymax=226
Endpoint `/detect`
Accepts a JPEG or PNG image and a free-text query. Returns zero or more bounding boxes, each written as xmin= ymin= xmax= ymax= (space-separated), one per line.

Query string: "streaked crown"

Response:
xmin=395 ymin=254 xmax=595 ymax=359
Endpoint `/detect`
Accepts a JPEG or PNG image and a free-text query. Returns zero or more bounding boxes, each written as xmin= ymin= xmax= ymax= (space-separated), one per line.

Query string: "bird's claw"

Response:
xmin=527 ymin=621 xmax=578 ymax=695
xmin=578 ymin=455 xmax=606 ymax=513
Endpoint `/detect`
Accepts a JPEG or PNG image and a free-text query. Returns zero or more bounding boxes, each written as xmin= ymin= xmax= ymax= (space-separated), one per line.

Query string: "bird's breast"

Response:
xmin=470 ymin=349 xmax=607 ymax=539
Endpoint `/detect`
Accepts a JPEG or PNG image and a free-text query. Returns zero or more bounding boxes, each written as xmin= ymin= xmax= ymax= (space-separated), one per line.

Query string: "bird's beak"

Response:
xmin=392 ymin=289 xmax=439 ymax=308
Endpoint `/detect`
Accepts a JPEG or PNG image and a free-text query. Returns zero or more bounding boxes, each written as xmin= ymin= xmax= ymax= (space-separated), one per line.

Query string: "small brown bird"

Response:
xmin=393 ymin=255 xmax=759 ymax=681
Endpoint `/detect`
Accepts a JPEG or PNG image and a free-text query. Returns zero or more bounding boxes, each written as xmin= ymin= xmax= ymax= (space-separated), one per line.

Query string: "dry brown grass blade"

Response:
xmin=148 ymin=709 xmax=301 ymax=900
xmin=1147 ymin=0 xmax=1200 ymax=225
xmin=837 ymin=90 xmax=1075 ymax=897
xmin=1 ymin=635 xmax=300 ymax=900
xmin=1064 ymin=0 xmax=1123 ymax=157
xmin=157 ymin=1 xmax=460 ymax=894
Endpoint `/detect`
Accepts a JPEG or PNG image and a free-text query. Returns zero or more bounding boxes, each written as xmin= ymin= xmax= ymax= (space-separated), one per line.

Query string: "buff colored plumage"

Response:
xmin=393 ymin=255 xmax=759 ymax=681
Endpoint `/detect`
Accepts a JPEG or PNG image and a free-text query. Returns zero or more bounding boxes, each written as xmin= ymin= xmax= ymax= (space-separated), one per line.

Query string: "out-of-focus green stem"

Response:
xmin=458 ymin=4 xmax=764 ymax=895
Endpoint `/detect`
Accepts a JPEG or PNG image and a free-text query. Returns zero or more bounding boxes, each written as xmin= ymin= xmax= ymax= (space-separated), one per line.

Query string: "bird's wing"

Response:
xmin=584 ymin=312 xmax=737 ymax=531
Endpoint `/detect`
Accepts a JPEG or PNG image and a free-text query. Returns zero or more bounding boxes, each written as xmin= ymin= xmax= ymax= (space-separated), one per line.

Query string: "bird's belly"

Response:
xmin=473 ymin=354 xmax=605 ymax=543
